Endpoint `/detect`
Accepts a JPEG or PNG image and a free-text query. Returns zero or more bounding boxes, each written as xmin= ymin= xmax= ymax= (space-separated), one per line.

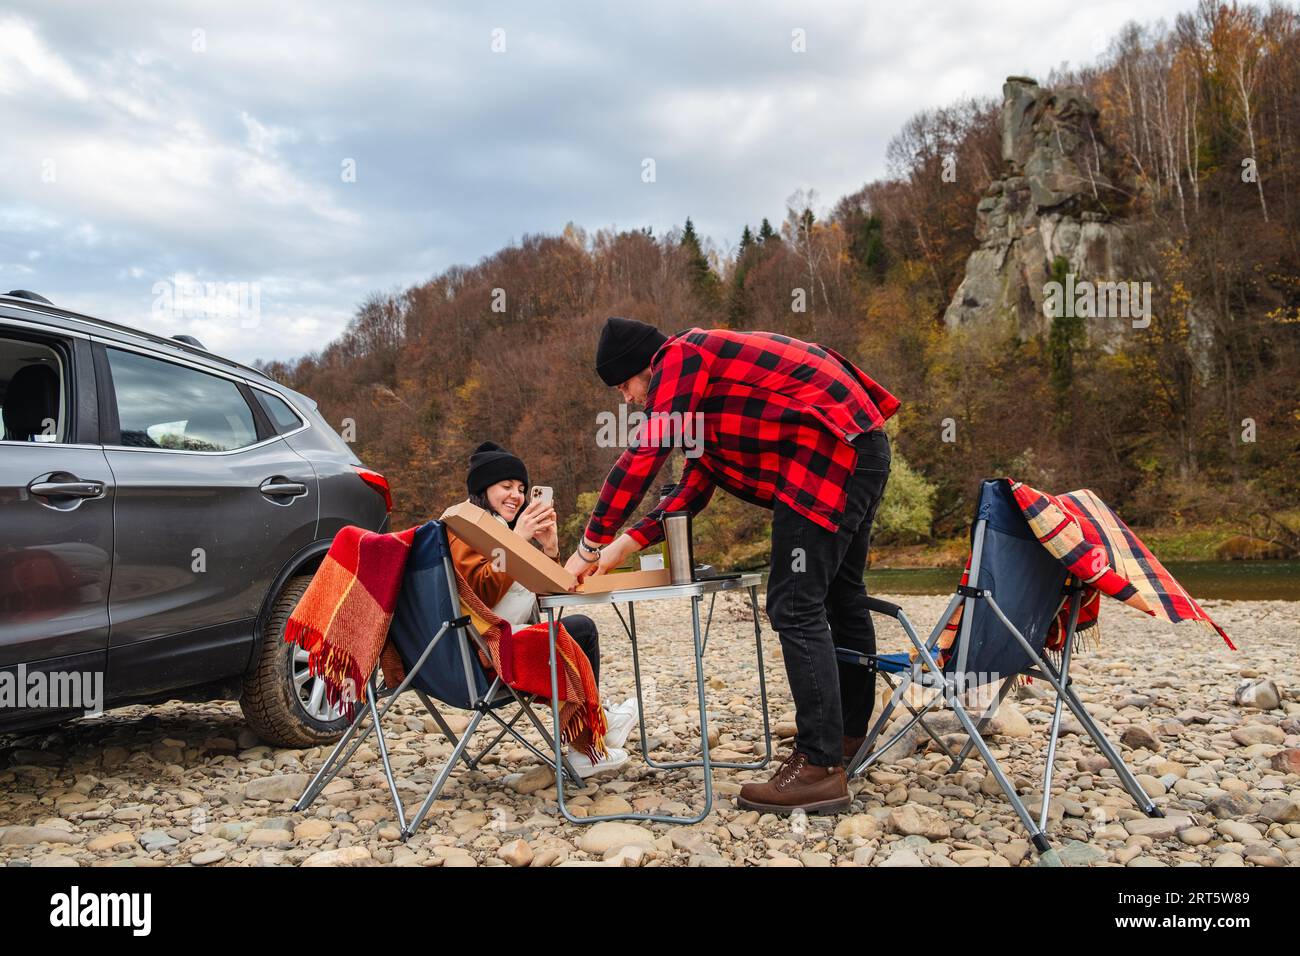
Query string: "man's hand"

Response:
xmin=590 ymin=534 xmax=639 ymax=576
xmin=563 ymin=534 xmax=639 ymax=588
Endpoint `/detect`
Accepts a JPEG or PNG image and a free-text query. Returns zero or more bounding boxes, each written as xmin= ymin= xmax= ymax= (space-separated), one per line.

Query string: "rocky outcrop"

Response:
xmin=943 ymin=77 xmax=1139 ymax=341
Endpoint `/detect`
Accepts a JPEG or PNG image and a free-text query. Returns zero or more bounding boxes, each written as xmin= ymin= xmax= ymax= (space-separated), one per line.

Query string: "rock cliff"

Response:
xmin=943 ymin=77 xmax=1139 ymax=340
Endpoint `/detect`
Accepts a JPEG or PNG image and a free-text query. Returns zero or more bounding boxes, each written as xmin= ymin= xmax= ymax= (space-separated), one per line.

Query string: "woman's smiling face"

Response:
xmin=485 ymin=479 xmax=527 ymax=521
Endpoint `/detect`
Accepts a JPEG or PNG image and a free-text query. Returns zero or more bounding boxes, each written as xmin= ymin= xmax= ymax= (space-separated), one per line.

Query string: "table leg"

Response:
xmin=639 ymin=586 xmax=771 ymax=771
xmin=539 ymin=585 xmax=767 ymax=826
xmin=689 ymin=593 xmax=714 ymax=823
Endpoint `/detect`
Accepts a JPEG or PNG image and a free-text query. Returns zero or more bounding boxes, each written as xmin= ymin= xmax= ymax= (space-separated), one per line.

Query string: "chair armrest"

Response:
xmin=865 ymin=596 xmax=903 ymax=619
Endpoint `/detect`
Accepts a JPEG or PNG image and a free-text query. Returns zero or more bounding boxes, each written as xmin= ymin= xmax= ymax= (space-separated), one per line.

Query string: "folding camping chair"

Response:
xmin=293 ymin=519 xmax=586 ymax=840
xmin=840 ymin=479 xmax=1164 ymax=857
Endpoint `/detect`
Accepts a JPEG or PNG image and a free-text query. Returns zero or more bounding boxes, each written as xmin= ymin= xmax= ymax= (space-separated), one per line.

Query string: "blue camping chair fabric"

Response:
xmin=840 ymin=479 xmax=1165 ymax=860
xmin=385 ymin=519 xmax=492 ymax=708
xmin=293 ymin=520 xmax=584 ymax=840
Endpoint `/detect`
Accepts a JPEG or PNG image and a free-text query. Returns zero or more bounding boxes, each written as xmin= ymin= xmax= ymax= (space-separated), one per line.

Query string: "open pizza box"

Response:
xmin=440 ymin=501 xmax=671 ymax=595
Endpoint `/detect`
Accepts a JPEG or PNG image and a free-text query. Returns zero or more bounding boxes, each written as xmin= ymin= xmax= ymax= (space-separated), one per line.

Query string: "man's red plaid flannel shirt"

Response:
xmin=584 ymin=327 xmax=900 ymax=548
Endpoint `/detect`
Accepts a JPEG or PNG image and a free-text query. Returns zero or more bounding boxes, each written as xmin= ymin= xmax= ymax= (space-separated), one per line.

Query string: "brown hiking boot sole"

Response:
xmin=736 ymin=794 xmax=852 ymax=816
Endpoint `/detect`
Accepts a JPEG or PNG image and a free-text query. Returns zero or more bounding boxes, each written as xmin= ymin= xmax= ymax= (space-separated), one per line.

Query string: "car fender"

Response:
xmin=245 ymin=537 xmax=333 ymax=674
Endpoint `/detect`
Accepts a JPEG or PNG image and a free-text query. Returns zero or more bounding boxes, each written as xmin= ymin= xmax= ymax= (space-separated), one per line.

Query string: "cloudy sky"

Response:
xmin=0 ymin=1 xmax=1194 ymax=364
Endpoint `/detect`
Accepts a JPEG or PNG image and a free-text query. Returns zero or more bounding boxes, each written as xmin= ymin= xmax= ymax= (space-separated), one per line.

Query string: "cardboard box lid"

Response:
xmin=441 ymin=501 xmax=577 ymax=595
xmin=440 ymin=502 xmax=675 ymax=596
xmin=578 ymin=568 xmax=671 ymax=593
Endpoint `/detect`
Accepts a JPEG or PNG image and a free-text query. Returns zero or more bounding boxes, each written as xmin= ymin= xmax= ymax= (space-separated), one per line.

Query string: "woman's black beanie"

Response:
xmin=466 ymin=441 xmax=529 ymax=496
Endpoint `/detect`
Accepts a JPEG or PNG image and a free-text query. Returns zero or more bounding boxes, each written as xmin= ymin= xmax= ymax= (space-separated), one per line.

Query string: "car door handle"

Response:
xmin=259 ymin=478 xmax=308 ymax=498
xmin=29 ymin=479 xmax=105 ymax=499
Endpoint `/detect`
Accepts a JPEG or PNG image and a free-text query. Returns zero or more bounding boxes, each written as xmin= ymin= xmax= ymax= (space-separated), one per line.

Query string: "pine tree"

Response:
xmin=727 ymin=225 xmax=756 ymax=325
xmin=681 ymin=217 xmax=720 ymax=306
xmin=757 ymin=218 xmax=777 ymax=244
xmin=738 ymin=224 xmax=754 ymax=255
xmin=849 ymin=213 xmax=887 ymax=280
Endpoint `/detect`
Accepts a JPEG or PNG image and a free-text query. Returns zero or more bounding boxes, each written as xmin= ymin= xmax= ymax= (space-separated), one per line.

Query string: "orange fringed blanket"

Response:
xmin=284 ymin=525 xmax=417 ymax=721
xmin=451 ymin=569 xmax=607 ymax=761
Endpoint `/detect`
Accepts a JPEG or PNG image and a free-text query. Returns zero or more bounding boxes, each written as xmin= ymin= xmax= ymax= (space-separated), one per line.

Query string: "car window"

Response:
xmin=255 ymin=389 xmax=304 ymax=434
xmin=107 ymin=347 xmax=258 ymax=451
xmin=0 ymin=335 xmax=67 ymax=443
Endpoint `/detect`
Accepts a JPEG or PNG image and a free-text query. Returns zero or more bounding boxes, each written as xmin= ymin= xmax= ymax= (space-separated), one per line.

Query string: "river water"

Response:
xmin=865 ymin=560 xmax=1300 ymax=601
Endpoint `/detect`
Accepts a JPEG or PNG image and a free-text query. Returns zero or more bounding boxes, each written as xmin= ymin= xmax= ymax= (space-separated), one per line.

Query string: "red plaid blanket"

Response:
xmin=936 ymin=479 xmax=1235 ymax=655
xmin=284 ymin=525 xmax=417 ymax=721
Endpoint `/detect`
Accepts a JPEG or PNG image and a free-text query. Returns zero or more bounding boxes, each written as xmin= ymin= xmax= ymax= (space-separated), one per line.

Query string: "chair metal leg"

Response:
xmin=465 ymin=707 xmax=525 ymax=769
xmin=909 ymin=638 xmax=1052 ymax=855
xmin=294 ymin=678 xmax=381 ymax=811
xmin=401 ymin=707 xmax=489 ymax=839
xmin=415 ymin=690 xmax=460 ymax=746
xmin=981 ymin=592 xmax=1162 ymax=818
xmin=849 ymin=597 xmax=964 ymax=777
xmin=1057 ymin=682 xmax=1161 ymax=816
xmin=1038 ymin=593 xmax=1082 ymax=831
xmin=854 ymin=684 xmax=948 ymax=775
xmin=294 ymin=714 xmax=366 ymax=812
xmin=489 ymin=716 xmax=558 ymax=768
xmin=365 ymin=675 xmax=407 ymax=832
xmin=513 ymin=697 xmax=586 ymax=787
xmin=949 ymin=686 xmax=1053 ymax=855
xmin=848 ymin=667 xmax=913 ymax=778
xmin=950 ymin=675 xmax=1017 ymax=773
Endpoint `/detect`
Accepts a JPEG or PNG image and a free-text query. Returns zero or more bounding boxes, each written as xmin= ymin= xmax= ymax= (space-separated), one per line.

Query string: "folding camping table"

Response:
xmin=537 ymin=572 xmax=772 ymax=825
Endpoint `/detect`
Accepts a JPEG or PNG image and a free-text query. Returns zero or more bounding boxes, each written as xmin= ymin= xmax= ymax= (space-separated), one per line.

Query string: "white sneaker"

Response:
xmin=566 ymin=746 xmax=629 ymax=779
xmin=603 ymin=697 xmax=640 ymax=750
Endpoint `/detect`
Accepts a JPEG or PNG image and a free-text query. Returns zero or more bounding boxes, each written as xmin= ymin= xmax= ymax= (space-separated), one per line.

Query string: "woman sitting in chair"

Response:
xmin=449 ymin=441 xmax=637 ymax=777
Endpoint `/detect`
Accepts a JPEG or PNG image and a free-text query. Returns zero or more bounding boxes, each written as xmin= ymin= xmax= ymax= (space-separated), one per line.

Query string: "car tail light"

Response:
xmin=352 ymin=466 xmax=392 ymax=513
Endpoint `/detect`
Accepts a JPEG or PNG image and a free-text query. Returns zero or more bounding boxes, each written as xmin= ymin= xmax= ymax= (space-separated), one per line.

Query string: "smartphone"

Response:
xmin=530 ymin=485 xmax=553 ymax=509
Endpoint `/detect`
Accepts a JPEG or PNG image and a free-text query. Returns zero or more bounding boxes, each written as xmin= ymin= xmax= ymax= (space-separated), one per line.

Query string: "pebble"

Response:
xmin=498 ymin=839 xmax=533 ymax=867
xmin=577 ymin=822 xmax=656 ymax=856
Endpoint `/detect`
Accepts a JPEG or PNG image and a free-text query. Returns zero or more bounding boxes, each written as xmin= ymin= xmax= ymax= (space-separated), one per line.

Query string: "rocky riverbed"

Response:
xmin=2 ymin=592 xmax=1298 ymax=868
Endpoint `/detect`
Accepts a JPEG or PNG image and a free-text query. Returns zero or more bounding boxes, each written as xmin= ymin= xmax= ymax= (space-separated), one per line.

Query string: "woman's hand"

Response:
xmin=564 ymin=549 xmax=597 ymax=582
xmin=515 ymin=498 xmax=558 ymax=556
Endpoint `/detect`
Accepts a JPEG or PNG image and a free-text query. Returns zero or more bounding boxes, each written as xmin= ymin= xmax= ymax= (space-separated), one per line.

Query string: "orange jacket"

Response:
xmin=447 ymin=530 xmax=514 ymax=609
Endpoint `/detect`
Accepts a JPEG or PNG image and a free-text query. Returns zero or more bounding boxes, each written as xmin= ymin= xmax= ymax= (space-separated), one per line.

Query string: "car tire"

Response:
xmin=240 ymin=574 xmax=351 ymax=747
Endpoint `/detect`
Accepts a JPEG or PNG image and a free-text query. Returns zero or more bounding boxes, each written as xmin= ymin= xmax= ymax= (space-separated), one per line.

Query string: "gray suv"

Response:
xmin=0 ymin=291 xmax=389 ymax=747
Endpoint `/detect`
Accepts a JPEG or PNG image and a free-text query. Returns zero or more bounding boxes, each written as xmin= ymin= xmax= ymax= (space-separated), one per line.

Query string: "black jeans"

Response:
xmin=560 ymin=613 xmax=600 ymax=685
xmin=765 ymin=428 xmax=891 ymax=767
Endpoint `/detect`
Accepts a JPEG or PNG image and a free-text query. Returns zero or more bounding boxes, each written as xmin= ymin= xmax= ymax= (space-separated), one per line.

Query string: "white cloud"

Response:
xmin=0 ymin=16 xmax=89 ymax=99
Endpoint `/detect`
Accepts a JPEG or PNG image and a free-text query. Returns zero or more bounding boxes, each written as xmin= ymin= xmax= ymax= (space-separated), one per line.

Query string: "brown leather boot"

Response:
xmin=738 ymin=750 xmax=851 ymax=815
xmin=842 ymin=735 xmax=866 ymax=767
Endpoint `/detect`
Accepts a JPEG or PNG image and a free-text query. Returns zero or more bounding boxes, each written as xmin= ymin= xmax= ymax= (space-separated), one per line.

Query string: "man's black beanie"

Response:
xmin=466 ymin=441 xmax=529 ymax=496
xmin=596 ymin=316 xmax=668 ymax=387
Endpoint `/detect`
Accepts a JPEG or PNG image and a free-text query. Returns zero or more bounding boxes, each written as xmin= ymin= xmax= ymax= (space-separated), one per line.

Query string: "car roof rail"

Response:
xmin=0 ymin=292 xmax=267 ymax=379
xmin=6 ymin=289 xmax=53 ymax=305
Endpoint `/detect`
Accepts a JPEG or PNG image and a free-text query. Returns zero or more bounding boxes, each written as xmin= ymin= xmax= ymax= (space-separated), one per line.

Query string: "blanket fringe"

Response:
xmin=284 ymin=616 xmax=366 ymax=721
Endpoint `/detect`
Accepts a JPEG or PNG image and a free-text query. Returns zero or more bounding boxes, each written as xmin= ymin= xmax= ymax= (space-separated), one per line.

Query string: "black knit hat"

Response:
xmin=466 ymin=441 xmax=529 ymax=496
xmin=596 ymin=316 xmax=668 ymax=387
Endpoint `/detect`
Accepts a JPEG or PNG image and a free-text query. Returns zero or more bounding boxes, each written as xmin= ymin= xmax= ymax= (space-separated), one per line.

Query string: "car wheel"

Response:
xmin=240 ymin=574 xmax=351 ymax=747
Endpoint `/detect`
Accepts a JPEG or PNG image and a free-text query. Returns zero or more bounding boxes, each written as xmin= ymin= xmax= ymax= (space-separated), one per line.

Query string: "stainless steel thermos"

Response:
xmin=661 ymin=511 xmax=694 ymax=585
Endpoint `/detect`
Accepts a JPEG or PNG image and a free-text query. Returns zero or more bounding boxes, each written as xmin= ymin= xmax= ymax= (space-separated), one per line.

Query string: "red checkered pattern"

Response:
xmin=584 ymin=327 xmax=900 ymax=547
